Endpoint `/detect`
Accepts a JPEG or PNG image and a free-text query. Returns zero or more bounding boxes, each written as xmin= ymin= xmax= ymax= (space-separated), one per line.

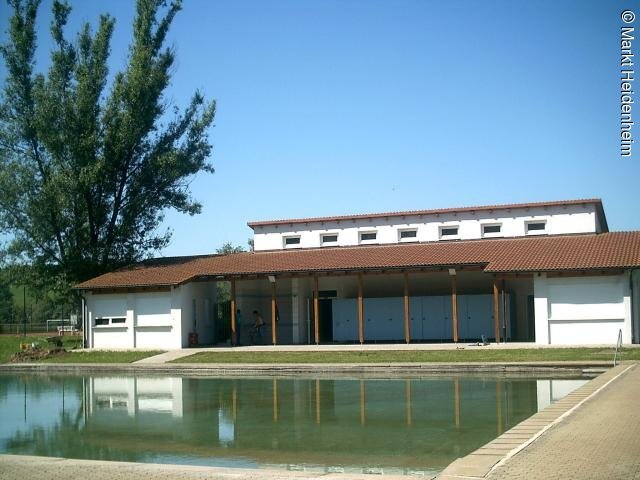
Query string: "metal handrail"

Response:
xmin=613 ymin=329 xmax=623 ymax=366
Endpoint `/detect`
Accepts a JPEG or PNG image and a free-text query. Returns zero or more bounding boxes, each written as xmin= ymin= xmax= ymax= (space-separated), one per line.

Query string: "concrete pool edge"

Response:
xmin=0 ymin=361 xmax=613 ymax=378
xmin=0 ymin=453 xmax=414 ymax=480
xmin=436 ymin=362 xmax=635 ymax=479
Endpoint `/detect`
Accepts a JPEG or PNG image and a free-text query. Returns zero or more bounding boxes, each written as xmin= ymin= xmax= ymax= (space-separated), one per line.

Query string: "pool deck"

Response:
xmin=0 ymin=360 xmax=610 ymax=377
xmin=438 ymin=362 xmax=639 ymax=480
xmin=0 ymin=454 xmax=412 ymax=480
xmin=1 ymin=362 xmax=638 ymax=479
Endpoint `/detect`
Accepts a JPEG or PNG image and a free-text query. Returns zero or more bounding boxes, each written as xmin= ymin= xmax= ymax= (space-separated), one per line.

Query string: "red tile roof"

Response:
xmin=76 ymin=232 xmax=640 ymax=290
xmin=248 ymin=198 xmax=607 ymax=230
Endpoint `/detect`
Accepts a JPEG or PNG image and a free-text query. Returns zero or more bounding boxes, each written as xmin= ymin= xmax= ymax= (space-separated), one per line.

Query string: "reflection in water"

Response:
xmin=0 ymin=374 xmax=588 ymax=474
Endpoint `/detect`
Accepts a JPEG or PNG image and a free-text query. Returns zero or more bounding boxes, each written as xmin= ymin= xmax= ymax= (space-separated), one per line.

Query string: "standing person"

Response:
xmin=252 ymin=310 xmax=264 ymax=344
xmin=235 ymin=309 xmax=243 ymax=346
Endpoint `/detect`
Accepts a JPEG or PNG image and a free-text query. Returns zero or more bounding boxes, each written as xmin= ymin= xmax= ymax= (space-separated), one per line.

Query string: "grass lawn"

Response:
xmin=0 ymin=335 xmax=162 ymax=364
xmin=40 ymin=350 xmax=164 ymax=363
xmin=174 ymin=347 xmax=640 ymax=364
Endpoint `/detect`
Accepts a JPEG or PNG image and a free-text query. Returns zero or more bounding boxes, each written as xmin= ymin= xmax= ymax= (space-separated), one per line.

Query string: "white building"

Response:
xmin=77 ymin=198 xmax=640 ymax=348
xmin=250 ymin=199 xmax=606 ymax=250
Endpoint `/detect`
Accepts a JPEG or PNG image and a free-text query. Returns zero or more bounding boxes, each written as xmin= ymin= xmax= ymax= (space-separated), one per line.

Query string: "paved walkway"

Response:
xmin=439 ymin=363 xmax=640 ymax=480
xmin=485 ymin=363 xmax=640 ymax=480
xmin=134 ymin=349 xmax=198 ymax=363
xmin=0 ymin=455 xmax=409 ymax=480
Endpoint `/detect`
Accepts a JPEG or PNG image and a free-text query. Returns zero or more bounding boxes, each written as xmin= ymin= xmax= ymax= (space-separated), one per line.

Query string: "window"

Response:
xmin=399 ymin=229 xmax=418 ymax=241
xmin=482 ymin=224 xmax=502 ymax=236
xmin=283 ymin=236 xmax=301 ymax=247
xmin=526 ymin=221 xmax=546 ymax=234
xmin=439 ymin=226 xmax=459 ymax=238
xmin=321 ymin=233 xmax=338 ymax=245
xmin=94 ymin=317 xmax=125 ymax=326
xmin=359 ymin=231 xmax=377 ymax=242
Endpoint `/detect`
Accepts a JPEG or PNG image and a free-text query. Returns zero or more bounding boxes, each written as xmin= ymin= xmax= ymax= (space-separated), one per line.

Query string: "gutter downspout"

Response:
xmin=630 ymin=270 xmax=637 ymax=344
xmin=80 ymin=292 xmax=87 ymax=349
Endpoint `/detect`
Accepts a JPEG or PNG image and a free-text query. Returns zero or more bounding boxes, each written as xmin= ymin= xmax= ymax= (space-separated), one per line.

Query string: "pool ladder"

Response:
xmin=613 ymin=329 xmax=623 ymax=366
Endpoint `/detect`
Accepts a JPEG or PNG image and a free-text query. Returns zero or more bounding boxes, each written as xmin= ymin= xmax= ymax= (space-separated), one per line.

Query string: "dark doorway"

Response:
xmin=526 ymin=295 xmax=535 ymax=342
xmin=319 ymin=299 xmax=333 ymax=343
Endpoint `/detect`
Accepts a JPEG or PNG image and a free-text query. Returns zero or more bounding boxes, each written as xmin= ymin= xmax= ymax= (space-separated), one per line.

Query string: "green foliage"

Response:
xmin=215 ymin=243 xmax=245 ymax=302
xmin=37 ymin=349 xmax=164 ymax=363
xmin=0 ymin=275 xmax=13 ymax=322
xmin=174 ymin=348 xmax=640 ymax=364
xmin=0 ymin=334 xmax=162 ymax=363
xmin=0 ymin=0 xmax=216 ymax=295
xmin=216 ymin=242 xmax=245 ymax=255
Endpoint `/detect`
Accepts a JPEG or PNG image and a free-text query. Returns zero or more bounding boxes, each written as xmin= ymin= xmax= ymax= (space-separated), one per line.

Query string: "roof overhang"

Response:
xmin=75 ymin=231 xmax=640 ymax=292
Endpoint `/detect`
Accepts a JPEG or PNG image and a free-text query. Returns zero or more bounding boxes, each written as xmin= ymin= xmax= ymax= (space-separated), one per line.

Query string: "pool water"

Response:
xmin=0 ymin=373 xmax=588 ymax=475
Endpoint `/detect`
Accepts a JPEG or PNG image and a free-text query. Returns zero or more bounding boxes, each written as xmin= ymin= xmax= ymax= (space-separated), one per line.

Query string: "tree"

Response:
xmin=0 ymin=0 xmax=216 ymax=293
xmin=0 ymin=275 xmax=13 ymax=322
xmin=215 ymin=242 xmax=244 ymax=302
xmin=216 ymin=242 xmax=245 ymax=256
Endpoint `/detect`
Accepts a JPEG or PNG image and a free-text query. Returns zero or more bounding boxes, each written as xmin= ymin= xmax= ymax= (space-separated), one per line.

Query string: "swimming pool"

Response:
xmin=0 ymin=373 xmax=589 ymax=475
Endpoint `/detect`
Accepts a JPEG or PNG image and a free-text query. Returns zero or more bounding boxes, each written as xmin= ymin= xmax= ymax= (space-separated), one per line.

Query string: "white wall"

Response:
xmin=88 ymin=293 xmax=130 ymax=349
xmin=253 ymin=203 xmax=598 ymax=250
xmin=134 ymin=292 xmax=178 ymax=349
xmin=291 ymin=277 xmax=312 ymax=345
xmin=534 ymin=273 xmax=633 ymax=345
xmin=87 ymin=282 xmax=217 ymax=350
xmin=90 ymin=376 xmax=184 ymax=417
xmin=87 ymin=291 xmax=180 ymax=349
xmin=536 ymin=379 xmax=589 ymax=411
xmin=177 ymin=281 xmax=216 ymax=347
xmin=632 ymin=270 xmax=640 ymax=343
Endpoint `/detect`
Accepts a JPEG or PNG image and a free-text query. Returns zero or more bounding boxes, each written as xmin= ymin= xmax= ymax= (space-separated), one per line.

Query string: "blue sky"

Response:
xmin=1 ymin=0 xmax=638 ymax=256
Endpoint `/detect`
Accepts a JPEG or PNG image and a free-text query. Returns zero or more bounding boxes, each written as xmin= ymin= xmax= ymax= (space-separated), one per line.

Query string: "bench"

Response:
xmin=56 ymin=325 xmax=78 ymax=335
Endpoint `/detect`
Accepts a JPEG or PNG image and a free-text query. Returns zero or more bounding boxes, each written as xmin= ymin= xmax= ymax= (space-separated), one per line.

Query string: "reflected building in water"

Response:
xmin=0 ymin=374 xmax=588 ymax=472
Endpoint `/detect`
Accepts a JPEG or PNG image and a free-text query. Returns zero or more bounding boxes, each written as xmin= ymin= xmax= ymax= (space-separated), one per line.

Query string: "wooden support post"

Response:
xmin=496 ymin=380 xmax=503 ymax=435
xmin=404 ymin=272 xmax=410 ymax=344
xmin=271 ymin=281 xmax=277 ymax=345
xmin=406 ymin=379 xmax=412 ymax=427
xmin=273 ymin=378 xmax=278 ymax=422
xmin=454 ymin=378 xmax=461 ymax=430
xmin=359 ymin=379 xmax=366 ymax=426
xmin=232 ymin=382 xmax=237 ymax=421
xmin=230 ymin=280 xmax=237 ymax=347
xmin=505 ymin=381 xmax=510 ymax=428
xmin=501 ymin=280 xmax=507 ymax=342
xmin=314 ymin=276 xmax=320 ymax=345
xmin=315 ymin=379 xmax=321 ymax=424
xmin=451 ymin=274 xmax=458 ymax=342
xmin=493 ymin=280 xmax=500 ymax=343
xmin=357 ymin=273 xmax=364 ymax=344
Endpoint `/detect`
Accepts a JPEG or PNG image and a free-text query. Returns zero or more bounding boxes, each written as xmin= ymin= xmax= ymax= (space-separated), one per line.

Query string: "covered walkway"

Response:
xmin=226 ymin=269 xmax=534 ymax=347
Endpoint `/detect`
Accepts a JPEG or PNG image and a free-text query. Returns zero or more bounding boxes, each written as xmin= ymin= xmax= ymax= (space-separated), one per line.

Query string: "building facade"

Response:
xmin=250 ymin=200 xmax=606 ymax=250
xmin=77 ymin=199 xmax=640 ymax=348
